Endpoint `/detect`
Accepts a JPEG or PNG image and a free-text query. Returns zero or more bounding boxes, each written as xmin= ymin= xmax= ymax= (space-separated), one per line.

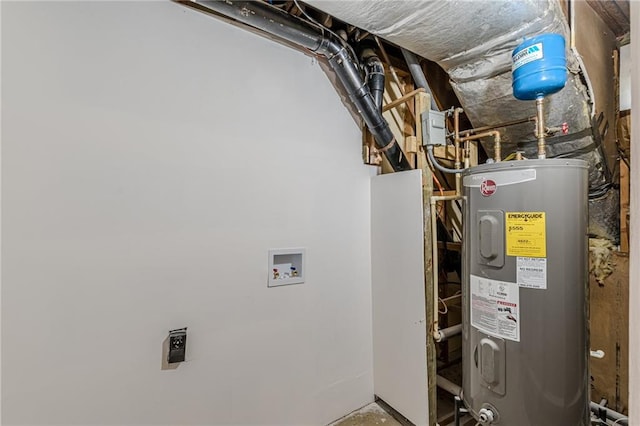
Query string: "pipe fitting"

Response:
xmin=478 ymin=408 xmax=495 ymax=424
xmin=459 ymin=130 xmax=502 ymax=162
xmin=434 ymin=324 xmax=462 ymax=342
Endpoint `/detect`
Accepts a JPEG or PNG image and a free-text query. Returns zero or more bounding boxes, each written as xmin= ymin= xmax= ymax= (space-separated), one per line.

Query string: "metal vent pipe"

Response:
xmin=181 ymin=0 xmax=412 ymax=172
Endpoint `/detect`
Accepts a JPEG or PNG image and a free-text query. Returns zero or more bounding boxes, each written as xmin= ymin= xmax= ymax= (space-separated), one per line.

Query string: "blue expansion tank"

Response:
xmin=512 ymin=33 xmax=567 ymax=101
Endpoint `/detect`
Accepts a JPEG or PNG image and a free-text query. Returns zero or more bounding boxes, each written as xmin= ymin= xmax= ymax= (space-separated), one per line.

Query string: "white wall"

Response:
xmin=1 ymin=2 xmax=375 ymax=424
xmin=619 ymin=44 xmax=631 ymax=111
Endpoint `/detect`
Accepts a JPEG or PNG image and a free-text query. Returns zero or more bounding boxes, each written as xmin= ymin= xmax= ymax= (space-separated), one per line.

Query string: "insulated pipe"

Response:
xmin=187 ymin=0 xmax=412 ymax=172
xmin=434 ymin=323 xmax=462 ymax=342
xmin=437 ymin=375 xmax=463 ymax=398
xmin=401 ymin=48 xmax=438 ymax=110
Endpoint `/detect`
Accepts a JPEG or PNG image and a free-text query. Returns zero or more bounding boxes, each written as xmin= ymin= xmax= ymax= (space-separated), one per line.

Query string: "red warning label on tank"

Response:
xmin=480 ymin=179 xmax=497 ymax=196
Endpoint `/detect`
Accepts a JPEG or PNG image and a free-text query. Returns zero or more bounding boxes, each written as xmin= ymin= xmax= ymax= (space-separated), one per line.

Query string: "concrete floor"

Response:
xmin=330 ymin=399 xmax=477 ymax=426
xmin=330 ymin=402 xmax=403 ymax=426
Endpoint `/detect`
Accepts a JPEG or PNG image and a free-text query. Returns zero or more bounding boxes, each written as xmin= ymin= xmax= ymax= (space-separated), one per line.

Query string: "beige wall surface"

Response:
xmin=1 ymin=2 xmax=375 ymax=424
xmin=630 ymin=1 xmax=639 ymax=424
xmin=575 ymin=1 xmax=619 ymax=174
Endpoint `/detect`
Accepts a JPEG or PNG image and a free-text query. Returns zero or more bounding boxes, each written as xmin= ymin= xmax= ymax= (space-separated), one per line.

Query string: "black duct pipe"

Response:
xmin=183 ymin=0 xmax=412 ymax=172
xmin=361 ymin=48 xmax=385 ymax=112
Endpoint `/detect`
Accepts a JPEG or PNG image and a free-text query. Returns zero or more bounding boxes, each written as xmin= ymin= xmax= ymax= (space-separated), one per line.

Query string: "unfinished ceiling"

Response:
xmin=307 ymin=0 xmax=617 ymax=241
xmin=587 ymin=0 xmax=631 ymax=39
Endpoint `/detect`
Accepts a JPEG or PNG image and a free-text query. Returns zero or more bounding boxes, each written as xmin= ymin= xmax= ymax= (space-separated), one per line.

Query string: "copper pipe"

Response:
xmin=494 ymin=133 xmax=501 ymax=162
xmin=453 ymin=108 xmax=464 ymax=193
xmin=536 ymin=97 xmax=546 ymax=159
xmin=462 ymin=116 xmax=535 ymax=135
xmin=463 ymin=140 xmax=471 ymax=168
xmin=453 ymin=108 xmax=463 ymax=169
xmin=460 ymin=130 xmax=502 ymax=162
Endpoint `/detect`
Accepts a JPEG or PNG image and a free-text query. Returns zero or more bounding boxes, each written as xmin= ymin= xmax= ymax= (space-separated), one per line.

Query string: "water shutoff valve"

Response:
xmin=478 ymin=407 xmax=495 ymax=424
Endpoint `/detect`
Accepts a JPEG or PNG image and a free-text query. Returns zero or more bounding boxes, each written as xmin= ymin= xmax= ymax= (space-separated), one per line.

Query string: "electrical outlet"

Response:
xmin=168 ymin=328 xmax=187 ymax=364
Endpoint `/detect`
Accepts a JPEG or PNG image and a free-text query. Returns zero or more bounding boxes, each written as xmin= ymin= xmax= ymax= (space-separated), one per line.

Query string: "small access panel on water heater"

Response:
xmin=476 ymin=210 xmax=504 ymax=268
xmin=478 ymin=334 xmax=506 ymax=396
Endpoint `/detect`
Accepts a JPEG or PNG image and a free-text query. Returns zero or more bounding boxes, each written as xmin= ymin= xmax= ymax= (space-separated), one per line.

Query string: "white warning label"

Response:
xmin=470 ymin=275 xmax=520 ymax=342
xmin=517 ymin=257 xmax=547 ymax=289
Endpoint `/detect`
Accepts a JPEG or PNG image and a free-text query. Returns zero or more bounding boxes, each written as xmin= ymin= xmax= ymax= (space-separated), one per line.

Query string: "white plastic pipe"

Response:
xmin=435 ymin=324 xmax=463 ymax=342
xmin=436 ymin=374 xmax=463 ymax=398
xmin=430 ymin=194 xmax=464 ymax=339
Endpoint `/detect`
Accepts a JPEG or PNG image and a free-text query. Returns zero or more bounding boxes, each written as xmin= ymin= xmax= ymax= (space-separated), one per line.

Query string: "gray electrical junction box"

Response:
xmin=422 ymin=109 xmax=446 ymax=146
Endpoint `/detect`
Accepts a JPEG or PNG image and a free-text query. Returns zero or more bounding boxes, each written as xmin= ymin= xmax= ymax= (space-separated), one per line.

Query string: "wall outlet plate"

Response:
xmin=268 ymin=248 xmax=305 ymax=287
xmin=168 ymin=328 xmax=187 ymax=364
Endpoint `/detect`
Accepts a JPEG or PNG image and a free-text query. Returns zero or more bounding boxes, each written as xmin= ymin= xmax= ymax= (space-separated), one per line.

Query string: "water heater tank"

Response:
xmin=462 ymin=159 xmax=589 ymax=425
xmin=512 ymin=33 xmax=567 ymax=100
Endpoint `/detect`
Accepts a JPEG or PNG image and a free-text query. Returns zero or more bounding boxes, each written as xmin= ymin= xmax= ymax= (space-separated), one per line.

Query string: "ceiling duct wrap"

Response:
xmin=308 ymin=0 xmax=618 ymax=242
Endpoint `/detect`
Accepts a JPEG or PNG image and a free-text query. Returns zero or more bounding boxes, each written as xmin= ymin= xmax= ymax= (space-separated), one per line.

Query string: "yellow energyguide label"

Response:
xmin=505 ymin=212 xmax=546 ymax=257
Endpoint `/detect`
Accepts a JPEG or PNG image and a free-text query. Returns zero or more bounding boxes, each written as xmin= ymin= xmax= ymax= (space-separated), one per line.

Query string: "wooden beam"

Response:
xmin=437 ymin=241 xmax=462 ymax=252
xmin=382 ymin=88 xmax=425 ymax=112
xmin=620 ymin=158 xmax=630 ymax=253
xmin=418 ymin=93 xmax=438 ymax=426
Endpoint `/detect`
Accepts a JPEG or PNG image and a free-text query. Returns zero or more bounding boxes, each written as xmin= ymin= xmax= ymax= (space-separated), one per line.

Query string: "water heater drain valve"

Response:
xmin=478 ymin=407 xmax=496 ymax=424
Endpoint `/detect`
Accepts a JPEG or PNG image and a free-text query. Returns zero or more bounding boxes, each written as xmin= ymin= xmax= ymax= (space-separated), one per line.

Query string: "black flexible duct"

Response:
xmin=183 ymin=0 xmax=412 ymax=172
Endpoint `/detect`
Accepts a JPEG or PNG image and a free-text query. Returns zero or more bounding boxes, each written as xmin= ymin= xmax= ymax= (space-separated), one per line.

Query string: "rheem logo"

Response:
xmin=480 ymin=179 xmax=497 ymax=197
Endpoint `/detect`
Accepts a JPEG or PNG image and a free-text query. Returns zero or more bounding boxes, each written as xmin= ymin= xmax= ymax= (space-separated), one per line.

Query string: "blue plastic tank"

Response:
xmin=512 ymin=33 xmax=567 ymax=101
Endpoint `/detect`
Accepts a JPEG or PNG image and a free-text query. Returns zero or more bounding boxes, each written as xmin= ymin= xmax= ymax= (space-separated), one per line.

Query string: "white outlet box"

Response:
xmin=268 ymin=248 xmax=305 ymax=287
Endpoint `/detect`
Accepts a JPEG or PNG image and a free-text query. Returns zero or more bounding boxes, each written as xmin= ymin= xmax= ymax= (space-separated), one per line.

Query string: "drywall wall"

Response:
xmin=1 ymin=2 xmax=375 ymax=424
xmin=629 ymin=3 xmax=639 ymax=423
xmin=371 ymin=170 xmax=428 ymax=426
